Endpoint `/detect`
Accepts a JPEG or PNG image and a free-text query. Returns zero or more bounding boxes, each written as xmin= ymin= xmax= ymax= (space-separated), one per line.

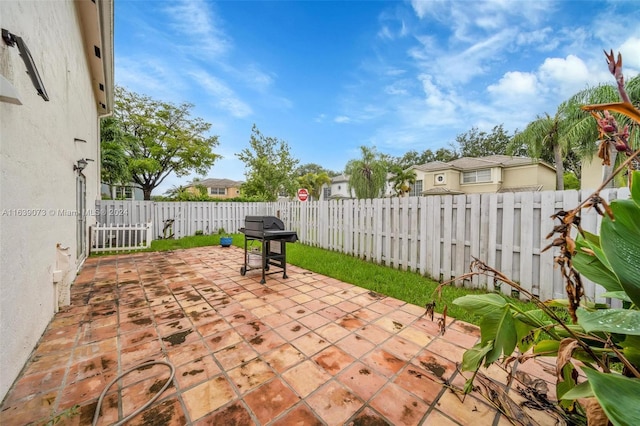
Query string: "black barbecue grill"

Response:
xmin=239 ymin=216 xmax=298 ymax=284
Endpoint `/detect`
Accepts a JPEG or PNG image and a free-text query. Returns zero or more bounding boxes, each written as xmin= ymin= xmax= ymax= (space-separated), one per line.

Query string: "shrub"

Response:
xmin=452 ymin=51 xmax=640 ymax=425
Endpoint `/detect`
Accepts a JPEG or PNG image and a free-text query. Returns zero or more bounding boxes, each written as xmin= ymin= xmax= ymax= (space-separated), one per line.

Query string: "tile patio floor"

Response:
xmin=0 ymin=246 xmax=561 ymax=425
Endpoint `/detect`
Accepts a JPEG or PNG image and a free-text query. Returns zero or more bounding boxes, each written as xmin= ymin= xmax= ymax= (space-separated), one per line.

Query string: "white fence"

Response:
xmin=90 ymin=222 xmax=153 ymax=253
xmin=96 ymin=187 xmax=630 ymax=303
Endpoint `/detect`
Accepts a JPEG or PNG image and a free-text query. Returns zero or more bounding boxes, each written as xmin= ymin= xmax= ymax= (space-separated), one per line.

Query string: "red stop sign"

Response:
xmin=297 ymin=188 xmax=309 ymax=202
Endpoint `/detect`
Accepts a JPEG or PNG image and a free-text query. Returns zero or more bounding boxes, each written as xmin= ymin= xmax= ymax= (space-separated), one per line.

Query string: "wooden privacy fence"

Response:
xmin=95 ymin=201 xmax=274 ymax=240
xmin=90 ymin=222 xmax=153 ymax=253
xmin=97 ymin=187 xmax=629 ymax=304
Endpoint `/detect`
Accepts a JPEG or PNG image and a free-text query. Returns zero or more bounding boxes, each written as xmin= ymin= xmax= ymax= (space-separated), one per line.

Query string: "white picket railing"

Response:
xmin=96 ymin=187 xmax=630 ymax=304
xmin=90 ymin=222 xmax=153 ymax=253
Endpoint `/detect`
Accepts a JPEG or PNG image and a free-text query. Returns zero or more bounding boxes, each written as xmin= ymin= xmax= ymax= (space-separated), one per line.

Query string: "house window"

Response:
xmin=209 ymin=187 xmax=226 ymax=195
xmin=123 ymin=186 xmax=133 ymax=199
xmin=323 ymin=187 xmax=331 ymax=199
xmin=409 ymin=180 xmax=423 ymax=197
xmin=463 ymin=169 xmax=491 ymax=184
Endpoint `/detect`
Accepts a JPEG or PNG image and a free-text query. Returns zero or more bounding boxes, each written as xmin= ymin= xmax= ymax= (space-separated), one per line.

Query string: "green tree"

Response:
xmin=297 ymin=172 xmax=332 ymax=200
xmin=164 ymin=185 xmax=189 ymax=200
xmin=454 ymin=124 xmax=512 ymax=158
xmin=508 ymin=75 xmax=640 ymax=190
xmin=100 ymin=116 xmax=130 ymax=198
xmin=509 ymin=112 xmax=569 ymax=190
xmin=390 ymin=148 xmax=458 ymax=169
xmin=114 ymin=86 xmax=220 ymax=200
xmin=344 ymin=146 xmax=388 ymax=199
xmin=295 ymin=163 xmax=339 ymax=178
xmin=562 ymin=75 xmax=640 ymax=185
xmin=389 ymin=165 xmax=417 ymax=197
xmin=563 ymin=172 xmax=580 ymax=190
xmin=236 ymin=125 xmax=300 ymax=201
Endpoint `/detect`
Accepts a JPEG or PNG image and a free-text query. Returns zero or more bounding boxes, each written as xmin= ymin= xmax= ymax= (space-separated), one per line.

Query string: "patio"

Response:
xmin=0 ymin=246 xmax=561 ymax=425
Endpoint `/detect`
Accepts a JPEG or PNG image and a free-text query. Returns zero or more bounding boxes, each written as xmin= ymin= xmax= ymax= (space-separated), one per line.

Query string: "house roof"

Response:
xmin=497 ymin=185 xmax=544 ymax=193
xmin=193 ymin=178 xmax=244 ymax=188
xmin=331 ymin=174 xmax=350 ymax=183
xmin=411 ymin=161 xmax=451 ymax=172
xmin=412 ymin=155 xmax=555 ymax=172
xmin=421 ymin=187 xmax=464 ymax=196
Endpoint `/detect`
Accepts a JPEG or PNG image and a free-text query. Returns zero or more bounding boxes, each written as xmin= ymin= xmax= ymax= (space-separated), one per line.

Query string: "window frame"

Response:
xmin=409 ymin=179 xmax=423 ymax=197
xmin=462 ymin=169 xmax=492 ymax=184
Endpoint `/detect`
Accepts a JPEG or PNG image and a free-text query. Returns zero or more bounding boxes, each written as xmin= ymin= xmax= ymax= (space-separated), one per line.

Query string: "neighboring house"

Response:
xmin=101 ymin=183 xmax=144 ymax=200
xmin=580 ymin=157 xmax=604 ymax=190
xmin=320 ymin=156 xmax=554 ymax=201
xmin=0 ymin=0 xmax=113 ymax=401
xmin=188 ymin=178 xmax=243 ymax=199
xmin=322 ymin=174 xmax=354 ymax=200
xmin=580 ymin=156 xmax=625 ymax=190
xmin=409 ymin=155 xmax=556 ymax=195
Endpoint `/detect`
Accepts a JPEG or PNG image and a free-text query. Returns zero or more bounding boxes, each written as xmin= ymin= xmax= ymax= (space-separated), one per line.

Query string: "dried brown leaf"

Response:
xmin=578 ymin=397 xmax=610 ymax=426
xmin=475 ymin=373 xmax=538 ymax=426
xmin=556 ymin=338 xmax=580 ymax=380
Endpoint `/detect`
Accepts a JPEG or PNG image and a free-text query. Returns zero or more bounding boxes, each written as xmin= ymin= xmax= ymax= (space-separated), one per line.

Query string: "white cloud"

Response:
xmin=242 ymin=65 xmax=275 ymax=92
xmin=190 ymin=70 xmax=252 ymax=118
xmin=164 ymin=0 xmax=231 ymax=57
xmin=537 ymin=54 xmax=597 ymax=97
xmin=334 ymin=115 xmax=351 ymax=124
xmin=115 ymin=56 xmax=189 ymax=103
xmin=410 ymin=0 xmax=431 ymax=20
xmin=422 ymin=29 xmax=516 ymax=85
xmin=619 ymin=37 xmax=640 ymax=72
xmin=314 ymin=114 xmax=327 ymax=123
xmin=418 ymin=74 xmax=457 ymax=115
xmin=487 ymin=71 xmax=539 ymax=98
xmin=384 ymin=81 xmax=410 ymax=96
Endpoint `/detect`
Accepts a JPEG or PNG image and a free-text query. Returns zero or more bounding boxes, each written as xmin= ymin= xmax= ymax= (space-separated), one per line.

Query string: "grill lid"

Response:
xmin=244 ymin=216 xmax=285 ymax=231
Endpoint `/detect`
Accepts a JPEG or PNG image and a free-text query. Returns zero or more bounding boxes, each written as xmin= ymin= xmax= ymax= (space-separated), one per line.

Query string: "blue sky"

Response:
xmin=114 ymin=0 xmax=640 ymax=195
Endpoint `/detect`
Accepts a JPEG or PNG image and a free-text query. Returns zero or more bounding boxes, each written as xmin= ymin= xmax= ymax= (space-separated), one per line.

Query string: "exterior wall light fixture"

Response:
xmin=74 ymin=158 xmax=94 ymax=172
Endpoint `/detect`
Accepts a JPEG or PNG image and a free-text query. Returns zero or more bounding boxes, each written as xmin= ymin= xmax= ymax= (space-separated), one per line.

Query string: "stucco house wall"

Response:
xmin=0 ymin=0 xmax=113 ymax=400
xmin=581 ymin=157 xmax=606 ymax=190
xmin=503 ymin=164 xmax=556 ymax=191
xmin=414 ymin=156 xmax=556 ymax=195
xmin=421 ymin=169 xmax=463 ymax=192
xmin=326 ymin=174 xmax=355 ymax=199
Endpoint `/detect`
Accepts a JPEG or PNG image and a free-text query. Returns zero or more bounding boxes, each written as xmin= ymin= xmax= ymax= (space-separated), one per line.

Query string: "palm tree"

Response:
xmin=344 ymin=146 xmax=388 ymax=199
xmin=390 ymin=165 xmax=417 ymax=197
xmin=164 ymin=185 xmax=189 ymax=200
xmin=508 ymin=75 xmax=640 ymax=190
xmin=562 ymin=75 xmax=640 ymax=184
xmin=509 ymin=111 xmax=571 ymax=190
xmin=297 ymin=172 xmax=332 ymax=200
xmin=100 ymin=116 xmax=130 ymax=198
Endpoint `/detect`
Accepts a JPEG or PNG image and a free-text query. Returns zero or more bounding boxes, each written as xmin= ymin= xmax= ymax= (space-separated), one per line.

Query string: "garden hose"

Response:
xmin=92 ymin=360 xmax=175 ymax=426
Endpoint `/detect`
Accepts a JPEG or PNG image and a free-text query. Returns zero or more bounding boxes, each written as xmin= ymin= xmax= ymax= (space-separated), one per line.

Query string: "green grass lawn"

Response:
xmin=92 ymin=233 xmax=535 ymax=324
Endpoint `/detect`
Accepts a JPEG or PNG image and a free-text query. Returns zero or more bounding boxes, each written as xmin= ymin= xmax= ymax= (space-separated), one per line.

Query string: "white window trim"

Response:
xmin=462 ymin=169 xmax=492 ymax=184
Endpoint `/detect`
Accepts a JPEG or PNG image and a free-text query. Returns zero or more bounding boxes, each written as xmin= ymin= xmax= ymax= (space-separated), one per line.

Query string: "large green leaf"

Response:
xmin=621 ymin=335 xmax=640 ymax=367
xmin=573 ymin=233 xmax=622 ymax=292
xmin=461 ymin=342 xmax=493 ymax=372
xmin=514 ymin=319 xmax=538 ymax=353
xmin=481 ymin=308 xmax=517 ymax=364
xmin=533 ymin=339 xmax=560 ymax=355
xmin=557 ymin=363 xmax=578 ymax=409
xmin=453 ymin=293 xmax=508 ymax=316
xmin=576 ymin=307 xmax=640 ymax=335
xmin=600 ymin=291 xmax=632 ymax=303
xmin=514 ymin=309 xmax=555 ymax=328
xmin=561 ymin=381 xmax=594 ymax=400
xmin=600 ymin=198 xmax=640 ymax=307
xmin=584 ymin=368 xmax=640 ymax=426
xmin=630 ymin=170 xmax=640 ymax=207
